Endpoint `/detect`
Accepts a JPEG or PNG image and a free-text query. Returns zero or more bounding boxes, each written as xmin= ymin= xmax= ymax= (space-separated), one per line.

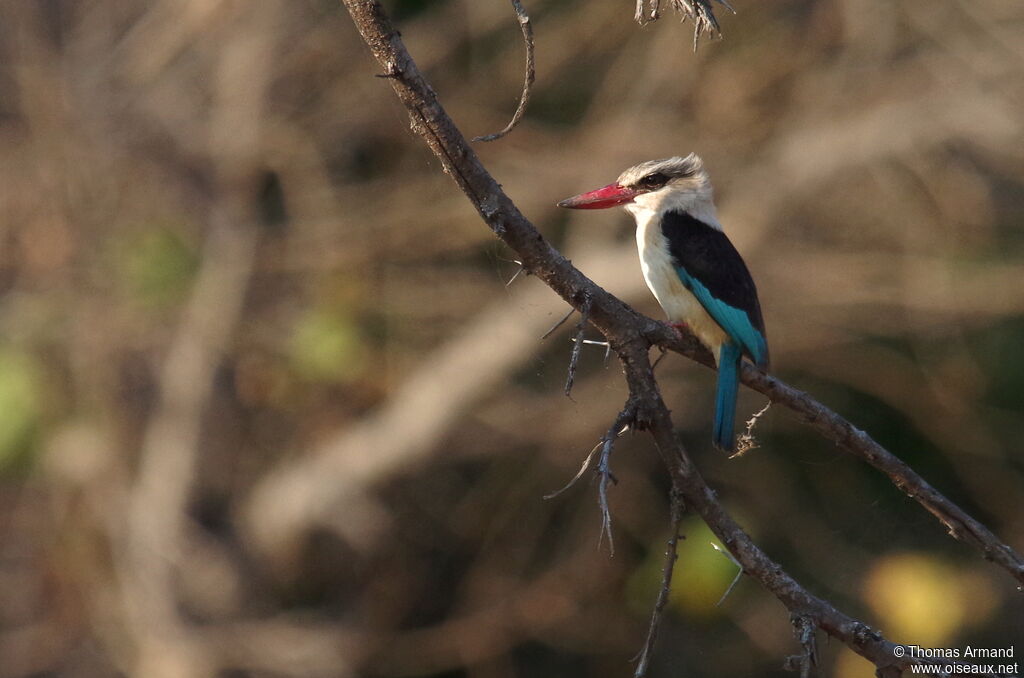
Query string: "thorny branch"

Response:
xmin=341 ymin=1 xmax=1023 ymax=674
xmin=564 ymin=293 xmax=591 ymax=396
xmin=671 ymin=331 xmax=1024 ymax=587
xmin=473 ymin=0 xmax=535 ymax=142
xmin=596 ymin=409 xmax=630 ymax=555
xmin=633 ymin=487 xmax=684 ymax=678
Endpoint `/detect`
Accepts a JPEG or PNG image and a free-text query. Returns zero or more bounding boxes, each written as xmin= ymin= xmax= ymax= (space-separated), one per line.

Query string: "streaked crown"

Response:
xmin=616 ymin=153 xmax=708 ymax=191
xmin=618 ymin=153 xmax=718 ymax=226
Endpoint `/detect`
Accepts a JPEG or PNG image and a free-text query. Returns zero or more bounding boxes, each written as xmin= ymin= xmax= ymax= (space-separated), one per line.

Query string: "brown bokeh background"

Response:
xmin=1 ymin=1 xmax=1022 ymax=676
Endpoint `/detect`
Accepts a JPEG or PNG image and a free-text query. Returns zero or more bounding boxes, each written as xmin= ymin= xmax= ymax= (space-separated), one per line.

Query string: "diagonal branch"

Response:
xmin=339 ymin=0 xmax=1024 ymax=590
xmin=633 ymin=485 xmax=684 ymax=677
xmin=340 ymin=0 xmax=1023 ymax=672
xmin=647 ymin=324 xmax=1024 ymax=585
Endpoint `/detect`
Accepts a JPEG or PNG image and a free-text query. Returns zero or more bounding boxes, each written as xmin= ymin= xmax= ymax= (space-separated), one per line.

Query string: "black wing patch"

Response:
xmin=661 ymin=210 xmax=769 ymax=364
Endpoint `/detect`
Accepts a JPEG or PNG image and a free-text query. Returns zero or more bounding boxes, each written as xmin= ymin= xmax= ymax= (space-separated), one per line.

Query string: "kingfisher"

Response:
xmin=557 ymin=154 xmax=768 ymax=452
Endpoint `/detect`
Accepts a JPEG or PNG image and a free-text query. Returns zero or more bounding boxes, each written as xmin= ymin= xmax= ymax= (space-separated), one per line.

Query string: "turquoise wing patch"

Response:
xmin=675 ymin=266 xmax=768 ymax=366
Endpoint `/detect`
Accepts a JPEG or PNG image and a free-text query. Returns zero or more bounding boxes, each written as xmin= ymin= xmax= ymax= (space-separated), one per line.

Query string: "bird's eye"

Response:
xmin=638 ymin=172 xmax=668 ymax=190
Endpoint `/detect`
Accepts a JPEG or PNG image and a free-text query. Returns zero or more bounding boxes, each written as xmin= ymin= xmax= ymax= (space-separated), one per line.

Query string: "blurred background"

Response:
xmin=1 ymin=0 xmax=1022 ymax=676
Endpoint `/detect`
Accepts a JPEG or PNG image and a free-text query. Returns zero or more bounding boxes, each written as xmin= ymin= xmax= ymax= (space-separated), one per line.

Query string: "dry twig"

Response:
xmin=634 ymin=0 xmax=735 ymax=49
xmin=633 ymin=487 xmax=684 ymax=677
xmin=596 ymin=410 xmax=630 ymax=555
xmin=564 ymin=293 xmax=592 ymax=397
xmin=731 ymin=400 xmax=771 ymax=457
xmin=544 ymin=439 xmax=603 ymax=500
xmin=472 ymin=0 xmax=535 ymax=142
xmin=785 ymin=614 xmax=819 ymax=678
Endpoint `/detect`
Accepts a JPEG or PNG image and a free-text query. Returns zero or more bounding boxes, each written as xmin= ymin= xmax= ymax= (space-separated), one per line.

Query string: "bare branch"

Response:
xmin=339 ymin=1 xmax=1024 ymax=671
xmin=596 ymin=410 xmax=630 ymax=555
xmin=633 ymin=487 xmax=684 ymax=678
xmin=564 ymin=293 xmax=591 ymax=397
xmin=472 ymin=0 xmax=535 ymax=142
xmin=652 ymin=323 xmax=1024 ymax=586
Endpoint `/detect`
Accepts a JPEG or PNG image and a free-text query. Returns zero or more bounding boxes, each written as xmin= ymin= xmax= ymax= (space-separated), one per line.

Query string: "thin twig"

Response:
xmin=633 ymin=487 xmax=685 ymax=677
xmin=541 ymin=306 xmax=575 ymax=340
xmin=731 ymin=400 xmax=771 ymax=458
xmin=635 ymin=0 xmax=735 ymax=49
xmin=651 ymin=345 xmax=669 ymax=371
xmin=784 ymin=615 xmax=818 ymax=678
xmin=472 ymin=0 xmax=535 ymax=142
xmin=564 ymin=293 xmax=591 ymax=397
xmin=505 ymin=259 xmax=526 ymax=286
xmin=596 ymin=410 xmax=631 ymax=555
xmin=544 ymin=439 xmax=603 ymax=500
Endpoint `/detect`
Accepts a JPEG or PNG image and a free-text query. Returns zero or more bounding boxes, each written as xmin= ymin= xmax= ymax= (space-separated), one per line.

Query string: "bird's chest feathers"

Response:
xmin=633 ymin=209 xmax=727 ymax=355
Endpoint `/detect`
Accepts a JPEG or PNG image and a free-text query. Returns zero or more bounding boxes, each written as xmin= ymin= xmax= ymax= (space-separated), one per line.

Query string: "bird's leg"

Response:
xmin=653 ymin=321 xmax=688 ymax=372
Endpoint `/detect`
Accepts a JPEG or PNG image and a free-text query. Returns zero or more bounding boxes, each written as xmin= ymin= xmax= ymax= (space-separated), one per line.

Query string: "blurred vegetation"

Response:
xmin=0 ymin=1 xmax=1022 ymax=677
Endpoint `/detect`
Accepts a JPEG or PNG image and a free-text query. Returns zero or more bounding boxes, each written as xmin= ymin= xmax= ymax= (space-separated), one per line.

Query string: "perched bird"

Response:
xmin=557 ymin=154 xmax=768 ymax=451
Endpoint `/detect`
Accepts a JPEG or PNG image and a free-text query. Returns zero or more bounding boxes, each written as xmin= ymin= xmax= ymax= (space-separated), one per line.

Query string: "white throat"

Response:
xmin=625 ymin=189 xmax=722 ymax=231
xmin=624 ymin=189 xmax=729 ymax=356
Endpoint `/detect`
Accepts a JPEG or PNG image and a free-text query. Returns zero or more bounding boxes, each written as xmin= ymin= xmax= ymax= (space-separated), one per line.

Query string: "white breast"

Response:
xmin=632 ymin=207 xmax=728 ymax=362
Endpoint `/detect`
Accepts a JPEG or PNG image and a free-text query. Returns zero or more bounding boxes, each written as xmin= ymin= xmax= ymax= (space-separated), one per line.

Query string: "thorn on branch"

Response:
xmin=472 ymin=0 xmax=535 ymax=142
xmin=710 ymin=542 xmax=744 ymax=606
xmin=731 ymin=400 xmax=771 ymax=458
xmin=541 ymin=307 xmax=575 ymax=340
xmin=576 ymin=339 xmax=612 ymax=369
xmin=582 ymin=339 xmax=612 ymax=367
xmin=504 ymin=259 xmax=526 ymax=287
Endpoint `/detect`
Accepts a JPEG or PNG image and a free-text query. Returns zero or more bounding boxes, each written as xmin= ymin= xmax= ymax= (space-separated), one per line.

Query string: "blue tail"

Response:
xmin=714 ymin=342 xmax=742 ymax=452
